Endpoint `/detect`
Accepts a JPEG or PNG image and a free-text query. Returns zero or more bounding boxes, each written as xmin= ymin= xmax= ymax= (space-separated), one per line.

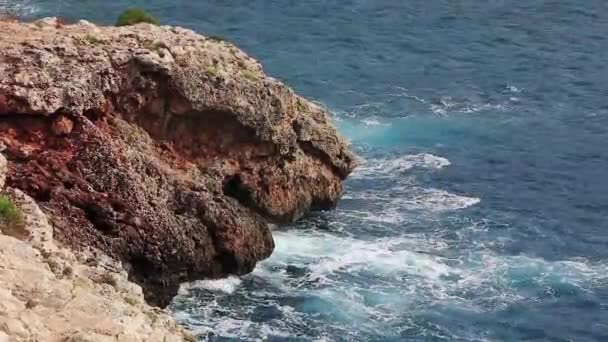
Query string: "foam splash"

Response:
xmin=270 ymin=231 xmax=453 ymax=284
xmin=344 ymin=153 xmax=478 ymax=223
xmin=266 ymin=230 xmax=608 ymax=308
xmin=353 ymin=153 xmax=451 ymax=179
xmin=174 ymin=228 xmax=608 ymax=341
xmin=179 ymin=276 xmax=242 ymax=295
xmin=403 ymin=188 xmax=481 ymax=211
xmin=430 ymin=97 xmax=507 ymax=116
xmin=361 ymin=118 xmax=383 ymax=126
xmin=342 ymin=186 xmax=480 ymax=222
xmin=506 ymin=85 xmax=522 ymax=93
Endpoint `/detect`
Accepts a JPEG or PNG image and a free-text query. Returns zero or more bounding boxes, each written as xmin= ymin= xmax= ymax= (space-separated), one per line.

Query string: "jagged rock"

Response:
xmin=0 ymin=159 xmax=191 ymax=341
xmin=0 ymin=19 xmax=355 ymax=307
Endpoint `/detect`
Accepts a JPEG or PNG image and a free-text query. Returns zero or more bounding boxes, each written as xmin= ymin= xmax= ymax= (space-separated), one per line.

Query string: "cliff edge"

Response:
xmin=0 ymin=153 xmax=193 ymax=341
xmin=0 ymin=18 xmax=355 ymax=307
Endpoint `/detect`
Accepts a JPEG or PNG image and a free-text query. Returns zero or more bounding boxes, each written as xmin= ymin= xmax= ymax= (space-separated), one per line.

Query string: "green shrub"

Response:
xmin=0 ymin=195 xmax=26 ymax=239
xmin=116 ymin=8 xmax=159 ymax=27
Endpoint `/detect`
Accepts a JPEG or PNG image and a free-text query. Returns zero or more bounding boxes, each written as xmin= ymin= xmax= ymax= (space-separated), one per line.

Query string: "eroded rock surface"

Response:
xmin=0 ymin=18 xmax=355 ymax=307
xmin=0 ymin=153 xmax=192 ymax=342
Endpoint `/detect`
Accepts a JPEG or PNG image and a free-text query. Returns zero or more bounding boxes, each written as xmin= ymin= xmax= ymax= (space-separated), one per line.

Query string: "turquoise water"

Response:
xmin=19 ymin=1 xmax=608 ymax=341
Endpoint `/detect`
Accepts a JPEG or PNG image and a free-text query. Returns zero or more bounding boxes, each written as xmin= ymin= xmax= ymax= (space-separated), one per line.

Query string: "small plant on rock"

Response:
xmin=0 ymin=195 xmax=27 ymax=239
xmin=116 ymin=8 xmax=159 ymax=27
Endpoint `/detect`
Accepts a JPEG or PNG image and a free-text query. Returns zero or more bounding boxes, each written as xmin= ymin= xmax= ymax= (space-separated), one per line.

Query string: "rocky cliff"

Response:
xmin=0 ymin=18 xmax=355 ymax=308
xmin=0 ymin=153 xmax=193 ymax=341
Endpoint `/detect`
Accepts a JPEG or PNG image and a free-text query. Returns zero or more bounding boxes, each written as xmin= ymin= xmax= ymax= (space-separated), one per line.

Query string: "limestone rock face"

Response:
xmin=0 ymin=18 xmax=355 ymax=307
xmin=0 ymin=172 xmax=190 ymax=341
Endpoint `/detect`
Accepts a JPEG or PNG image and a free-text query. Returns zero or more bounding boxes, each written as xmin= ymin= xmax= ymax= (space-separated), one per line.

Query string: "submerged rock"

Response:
xmin=0 ymin=19 xmax=355 ymax=307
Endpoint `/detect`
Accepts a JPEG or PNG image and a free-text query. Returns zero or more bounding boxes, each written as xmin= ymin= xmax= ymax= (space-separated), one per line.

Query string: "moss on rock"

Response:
xmin=116 ymin=8 xmax=159 ymax=27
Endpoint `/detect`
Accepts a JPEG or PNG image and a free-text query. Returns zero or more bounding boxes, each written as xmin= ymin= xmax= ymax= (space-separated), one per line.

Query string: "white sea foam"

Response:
xmin=353 ymin=153 xmax=451 ymax=179
xmin=402 ymin=188 xmax=481 ymax=211
xmin=179 ymin=276 xmax=242 ymax=295
xmin=388 ymin=86 xmax=429 ymax=105
xmin=346 ymin=153 xmax=478 ymax=221
xmin=361 ymin=118 xmax=383 ymax=126
xmin=174 ymin=227 xmax=608 ymax=340
xmin=506 ymin=85 xmax=522 ymax=93
xmin=342 ymin=186 xmax=480 ymax=223
xmin=430 ymin=96 xmax=507 ymax=116
xmin=267 ymin=230 xmax=608 ymax=304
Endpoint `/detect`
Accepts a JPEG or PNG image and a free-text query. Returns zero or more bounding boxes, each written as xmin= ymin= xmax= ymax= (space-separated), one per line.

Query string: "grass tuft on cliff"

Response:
xmin=116 ymin=8 xmax=159 ymax=27
xmin=0 ymin=195 xmax=27 ymax=239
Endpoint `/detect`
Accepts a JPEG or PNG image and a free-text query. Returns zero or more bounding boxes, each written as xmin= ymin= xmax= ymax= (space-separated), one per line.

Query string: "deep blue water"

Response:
xmin=17 ymin=1 xmax=608 ymax=340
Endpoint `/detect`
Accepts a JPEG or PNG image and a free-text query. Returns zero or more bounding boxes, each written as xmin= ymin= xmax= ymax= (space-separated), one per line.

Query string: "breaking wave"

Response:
xmin=173 ymin=228 xmax=608 ymax=341
xmin=353 ymin=153 xmax=451 ymax=179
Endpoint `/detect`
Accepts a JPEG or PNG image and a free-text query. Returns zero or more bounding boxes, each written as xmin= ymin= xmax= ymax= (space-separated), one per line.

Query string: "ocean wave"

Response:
xmin=353 ymin=153 xmax=451 ymax=179
xmin=404 ymin=188 xmax=481 ymax=211
xmin=174 ymin=228 xmax=608 ymax=340
xmin=506 ymin=85 xmax=522 ymax=93
xmin=270 ymin=232 xmax=453 ymax=285
xmin=265 ymin=230 xmax=608 ymax=308
xmin=344 ymin=153 xmax=478 ymax=222
xmin=430 ymin=96 xmax=507 ymax=116
xmin=360 ymin=117 xmax=383 ymax=126
xmin=342 ymin=186 xmax=480 ymax=224
xmin=387 ymin=86 xmax=429 ymax=105
xmin=179 ymin=276 xmax=242 ymax=295
xmin=0 ymin=0 xmax=39 ymax=16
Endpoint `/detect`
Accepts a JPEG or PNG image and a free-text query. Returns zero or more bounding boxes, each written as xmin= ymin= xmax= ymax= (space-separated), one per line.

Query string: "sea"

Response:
xmin=12 ymin=1 xmax=608 ymax=341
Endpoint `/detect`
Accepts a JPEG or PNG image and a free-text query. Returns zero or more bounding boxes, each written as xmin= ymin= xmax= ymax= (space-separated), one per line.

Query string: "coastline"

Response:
xmin=0 ymin=16 xmax=354 ymax=340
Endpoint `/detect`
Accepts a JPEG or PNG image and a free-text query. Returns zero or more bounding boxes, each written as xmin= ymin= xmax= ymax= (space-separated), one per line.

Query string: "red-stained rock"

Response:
xmin=0 ymin=19 xmax=355 ymax=307
xmin=51 ymin=115 xmax=74 ymax=136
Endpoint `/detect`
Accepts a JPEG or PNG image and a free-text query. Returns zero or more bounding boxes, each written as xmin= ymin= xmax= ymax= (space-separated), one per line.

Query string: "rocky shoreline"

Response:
xmin=0 ymin=17 xmax=353 ymax=340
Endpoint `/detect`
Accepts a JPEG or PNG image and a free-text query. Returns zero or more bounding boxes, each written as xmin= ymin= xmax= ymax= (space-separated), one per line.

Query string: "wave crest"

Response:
xmin=353 ymin=153 xmax=451 ymax=179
